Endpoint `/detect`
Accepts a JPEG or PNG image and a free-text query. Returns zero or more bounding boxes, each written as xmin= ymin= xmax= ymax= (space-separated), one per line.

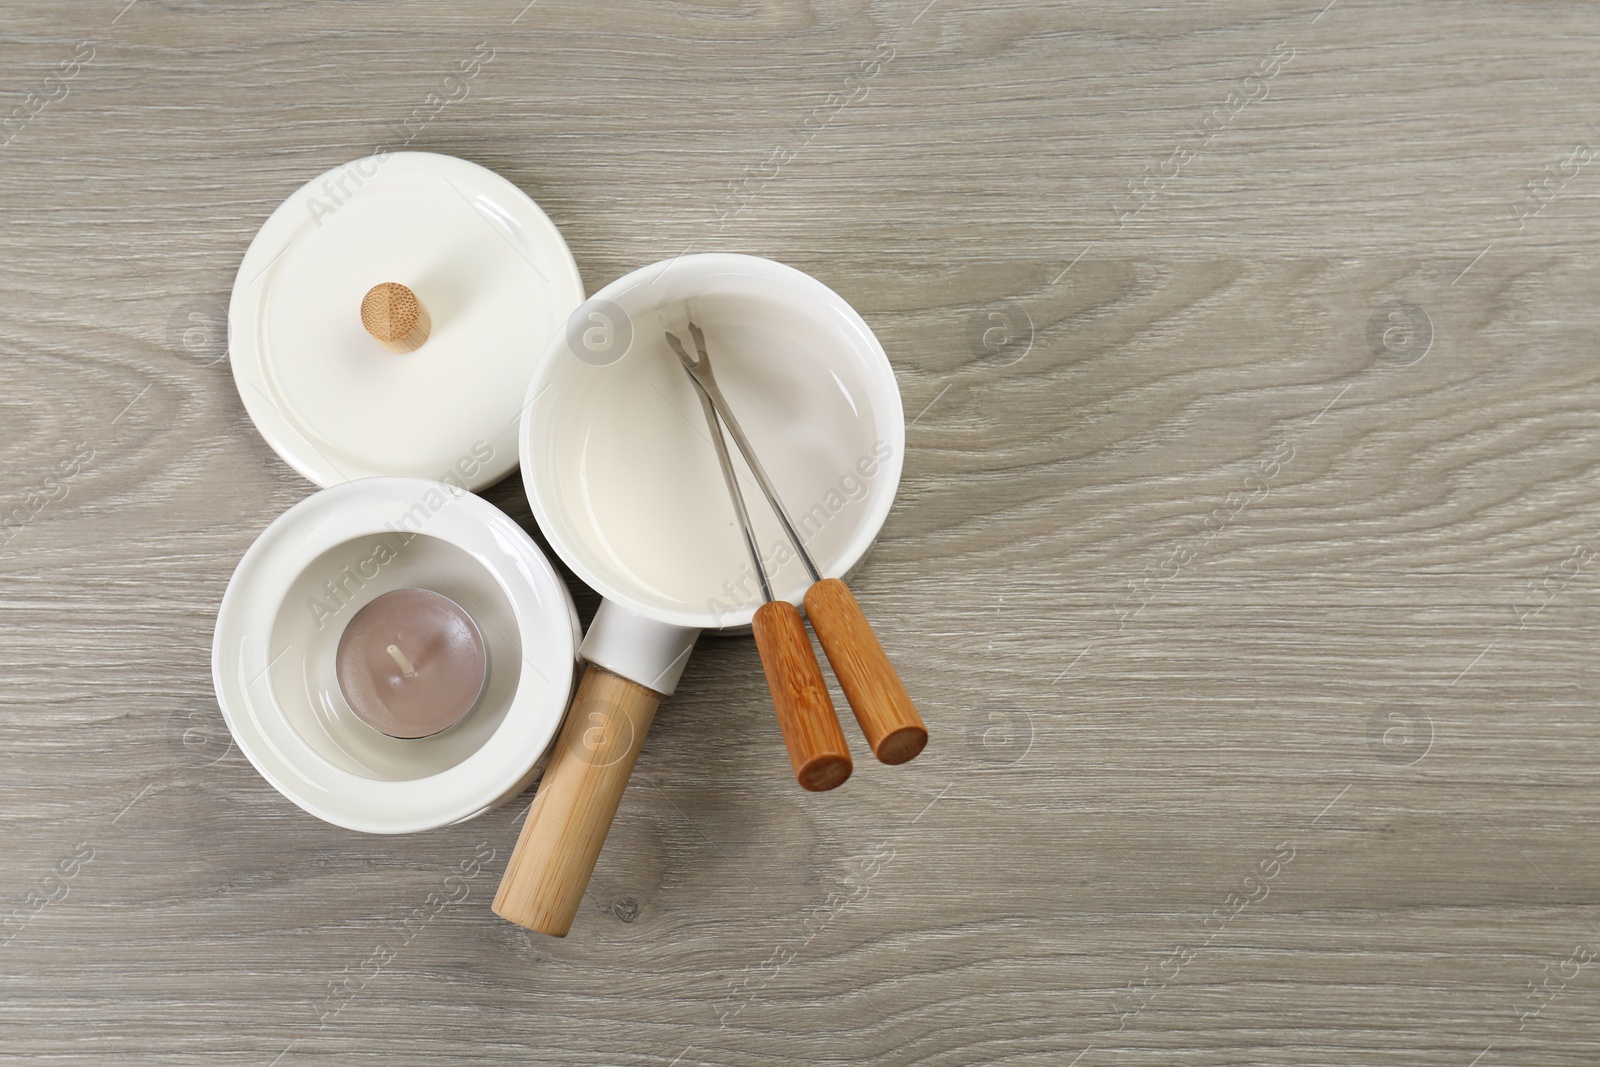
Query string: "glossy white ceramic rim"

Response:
xmin=228 ymin=151 xmax=585 ymax=491
xmin=211 ymin=478 xmax=579 ymax=833
xmin=519 ymin=253 xmax=905 ymax=631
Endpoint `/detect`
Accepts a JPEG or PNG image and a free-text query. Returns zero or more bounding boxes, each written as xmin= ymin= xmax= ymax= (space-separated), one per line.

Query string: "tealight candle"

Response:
xmin=335 ymin=588 xmax=487 ymax=739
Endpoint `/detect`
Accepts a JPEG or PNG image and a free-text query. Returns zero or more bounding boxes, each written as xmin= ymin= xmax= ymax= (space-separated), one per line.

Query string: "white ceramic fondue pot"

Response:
xmin=493 ymin=253 xmax=906 ymax=935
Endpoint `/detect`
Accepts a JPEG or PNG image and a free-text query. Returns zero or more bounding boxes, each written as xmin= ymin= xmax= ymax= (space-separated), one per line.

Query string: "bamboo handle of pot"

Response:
xmin=751 ymin=600 xmax=852 ymax=791
xmin=492 ymin=663 xmax=661 ymax=937
xmin=804 ymin=577 xmax=927 ymax=765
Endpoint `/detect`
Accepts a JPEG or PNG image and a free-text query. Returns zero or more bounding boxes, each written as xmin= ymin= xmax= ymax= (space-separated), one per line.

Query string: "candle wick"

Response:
xmin=386 ymin=643 xmax=417 ymax=677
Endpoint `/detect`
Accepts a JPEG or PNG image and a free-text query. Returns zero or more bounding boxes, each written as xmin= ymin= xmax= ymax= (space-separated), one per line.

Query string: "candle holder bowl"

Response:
xmin=213 ymin=477 xmax=579 ymax=833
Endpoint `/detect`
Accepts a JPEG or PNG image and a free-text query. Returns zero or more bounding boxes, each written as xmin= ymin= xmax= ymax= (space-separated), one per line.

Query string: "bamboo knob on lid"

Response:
xmin=361 ymin=282 xmax=431 ymax=353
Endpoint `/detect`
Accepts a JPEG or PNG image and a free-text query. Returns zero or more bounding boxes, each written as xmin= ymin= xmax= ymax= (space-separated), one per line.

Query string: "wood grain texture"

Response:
xmin=752 ymin=599 xmax=853 ymax=791
xmin=2 ymin=1 xmax=1600 ymax=1064
xmin=804 ymin=576 xmax=927 ymax=764
xmin=494 ymin=664 xmax=662 ymax=937
xmin=358 ymin=282 xmax=431 ymax=353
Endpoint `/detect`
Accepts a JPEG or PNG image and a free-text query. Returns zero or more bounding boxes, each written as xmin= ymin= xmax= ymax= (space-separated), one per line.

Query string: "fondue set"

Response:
xmin=213 ymin=151 xmax=923 ymax=934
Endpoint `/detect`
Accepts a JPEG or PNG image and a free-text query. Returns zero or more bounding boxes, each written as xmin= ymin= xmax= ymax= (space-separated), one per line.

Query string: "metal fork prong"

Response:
xmin=665 ymin=331 xmax=694 ymax=368
xmin=667 ymin=330 xmax=773 ymax=603
xmin=680 ymin=321 xmax=824 ymax=584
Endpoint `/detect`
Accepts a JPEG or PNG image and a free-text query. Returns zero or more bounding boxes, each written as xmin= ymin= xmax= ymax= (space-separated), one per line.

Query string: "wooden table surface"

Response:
xmin=4 ymin=1 xmax=1599 ymax=1063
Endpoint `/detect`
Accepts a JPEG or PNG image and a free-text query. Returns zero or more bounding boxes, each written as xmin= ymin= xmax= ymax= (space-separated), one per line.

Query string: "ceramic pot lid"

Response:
xmin=228 ymin=152 xmax=584 ymax=491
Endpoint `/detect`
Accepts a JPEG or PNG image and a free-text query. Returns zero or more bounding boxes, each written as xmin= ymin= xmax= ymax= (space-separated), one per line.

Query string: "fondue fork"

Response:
xmin=668 ymin=323 xmax=927 ymax=765
xmin=667 ymin=330 xmax=852 ymax=791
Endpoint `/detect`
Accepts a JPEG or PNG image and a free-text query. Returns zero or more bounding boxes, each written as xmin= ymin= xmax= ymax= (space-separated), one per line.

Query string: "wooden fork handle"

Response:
xmin=804 ymin=577 xmax=927 ymax=765
xmin=752 ymin=600 xmax=852 ymax=791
